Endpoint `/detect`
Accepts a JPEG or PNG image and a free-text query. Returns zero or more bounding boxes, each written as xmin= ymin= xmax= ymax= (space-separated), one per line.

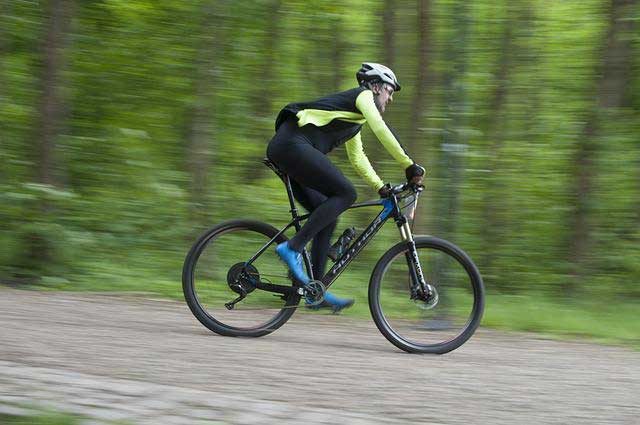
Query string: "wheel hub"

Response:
xmin=415 ymin=283 xmax=439 ymax=310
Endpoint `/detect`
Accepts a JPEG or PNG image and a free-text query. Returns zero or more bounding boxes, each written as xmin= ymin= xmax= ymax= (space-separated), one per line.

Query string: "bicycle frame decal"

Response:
xmin=409 ymin=241 xmax=426 ymax=286
xmin=380 ymin=198 xmax=394 ymax=220
xmin=322 ymin=201 xmax=394 ymax=286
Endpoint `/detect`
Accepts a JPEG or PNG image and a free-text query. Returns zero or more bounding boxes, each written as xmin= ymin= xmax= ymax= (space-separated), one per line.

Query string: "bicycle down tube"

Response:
xmin=244 ymin=188 xmax=427 ymax=294
xmin=243 ymin=198 xmax=392 ymax=281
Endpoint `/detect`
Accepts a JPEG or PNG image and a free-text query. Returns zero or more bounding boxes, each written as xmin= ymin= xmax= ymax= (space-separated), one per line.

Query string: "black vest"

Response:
xmin=275 ymin=87 xmax=367 ymax=154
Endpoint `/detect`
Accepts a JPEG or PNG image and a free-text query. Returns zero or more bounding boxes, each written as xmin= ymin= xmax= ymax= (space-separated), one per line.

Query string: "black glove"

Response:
xmin=405 ymin=163 xmax=425 ymax=181
xmin=378 ymin=183 xmax=391 ymax=198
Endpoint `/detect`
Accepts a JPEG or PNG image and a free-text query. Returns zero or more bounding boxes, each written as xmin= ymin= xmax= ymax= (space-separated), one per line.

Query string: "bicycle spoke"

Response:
xmin=183 ymin=221 xmax=301 ymax=335
xmin=370 ymin=237 xmax=484 ymax=354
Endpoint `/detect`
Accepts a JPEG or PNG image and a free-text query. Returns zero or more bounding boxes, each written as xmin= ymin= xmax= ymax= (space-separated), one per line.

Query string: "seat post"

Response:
xmin=262 ymin=158 xmax=303 ymax=231
xmin=283 ymin=175 xmax=302 ymax=231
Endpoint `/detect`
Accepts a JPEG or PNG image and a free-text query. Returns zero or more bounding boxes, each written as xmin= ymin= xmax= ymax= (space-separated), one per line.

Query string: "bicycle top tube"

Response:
xmin=293 ymin=181 xmax=420 ymax=222
xmin=293 ymin=197 xmax=392 ymax=223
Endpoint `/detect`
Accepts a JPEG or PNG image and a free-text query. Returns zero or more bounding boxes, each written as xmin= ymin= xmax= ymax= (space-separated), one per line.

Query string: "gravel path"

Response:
xmin=0 ymin=288 xmax=638 ymax=424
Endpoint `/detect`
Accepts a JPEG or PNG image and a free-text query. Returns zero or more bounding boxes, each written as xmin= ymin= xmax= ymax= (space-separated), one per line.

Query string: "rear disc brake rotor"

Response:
xmin=227 ymin=263 xmax=259 ymax=294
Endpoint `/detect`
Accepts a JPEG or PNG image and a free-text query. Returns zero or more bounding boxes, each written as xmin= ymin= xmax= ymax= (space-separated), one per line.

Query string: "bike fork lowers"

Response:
xmin=397 ymin=218 xmax=428 ymax=298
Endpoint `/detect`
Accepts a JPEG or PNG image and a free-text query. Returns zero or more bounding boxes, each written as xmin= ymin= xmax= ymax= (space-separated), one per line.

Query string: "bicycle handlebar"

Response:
xmin=388 ymin=181 xmax=424 ymax=196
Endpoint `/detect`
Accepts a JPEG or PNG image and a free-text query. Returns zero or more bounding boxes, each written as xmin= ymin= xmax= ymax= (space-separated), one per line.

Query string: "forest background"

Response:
xmin=1 ymin=0 xmax=639 ymax=346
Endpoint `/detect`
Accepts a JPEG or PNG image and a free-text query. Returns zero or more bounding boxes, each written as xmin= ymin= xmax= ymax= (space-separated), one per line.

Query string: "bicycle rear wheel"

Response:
xmin=182 ymin=219 xmax=301 ymax=337
xmin=369 ymin=236 xmax=484 ymax=354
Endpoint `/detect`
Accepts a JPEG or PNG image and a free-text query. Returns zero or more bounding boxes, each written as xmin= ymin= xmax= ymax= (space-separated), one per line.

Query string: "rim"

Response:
xmin=375 ymin=243 xmax=479 ymax=349
xmin=191 ymin=226 xmax=295 ymax=331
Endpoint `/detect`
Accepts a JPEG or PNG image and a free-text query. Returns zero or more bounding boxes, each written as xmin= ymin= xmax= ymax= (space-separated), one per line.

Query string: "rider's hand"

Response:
xmin=378 ymin=183 xmax=392 ymax=198
xmin=405 ymin=163 xmax=426 ymax=185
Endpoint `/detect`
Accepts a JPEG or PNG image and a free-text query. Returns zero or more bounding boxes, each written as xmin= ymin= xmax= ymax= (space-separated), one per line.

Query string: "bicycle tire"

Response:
xmin=369 ymin=236 xmax=484 ymax=354
xmin=182 ymin=219 xmax=301 ymax=337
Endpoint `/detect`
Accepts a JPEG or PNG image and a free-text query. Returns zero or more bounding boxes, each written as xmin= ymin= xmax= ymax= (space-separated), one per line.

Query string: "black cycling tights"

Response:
xmin=267 ymin=119 xmax=357 ymax=279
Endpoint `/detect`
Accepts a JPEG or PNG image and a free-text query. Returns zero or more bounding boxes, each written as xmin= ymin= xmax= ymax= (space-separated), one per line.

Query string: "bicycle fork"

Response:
xmin=397 ymin=218 xmax=433 ymax=301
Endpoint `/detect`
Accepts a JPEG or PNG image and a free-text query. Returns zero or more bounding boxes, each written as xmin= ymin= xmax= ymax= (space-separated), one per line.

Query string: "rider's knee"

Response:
xmin=342 ymin=184 xmax=357 ymax=206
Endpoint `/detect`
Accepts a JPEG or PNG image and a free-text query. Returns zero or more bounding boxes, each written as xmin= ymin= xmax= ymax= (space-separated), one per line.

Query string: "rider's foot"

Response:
xmin=307 ymin=291 xmax=354 ymax=314
xmin=275 ymin=242 xmax=310 ymax=285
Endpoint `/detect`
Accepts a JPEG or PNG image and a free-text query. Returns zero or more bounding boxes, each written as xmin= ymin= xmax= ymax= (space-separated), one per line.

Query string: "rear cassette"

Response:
xmin=227 ymin=262 xmax=259 ymax=294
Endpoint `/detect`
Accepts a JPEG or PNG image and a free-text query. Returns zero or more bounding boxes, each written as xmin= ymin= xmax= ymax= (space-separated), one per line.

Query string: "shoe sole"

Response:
xmin=306 ymin=300 xmax=354 ymax=314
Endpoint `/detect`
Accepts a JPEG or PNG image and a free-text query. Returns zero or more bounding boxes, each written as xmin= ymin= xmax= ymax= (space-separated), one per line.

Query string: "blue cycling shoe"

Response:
xmin=308 ymin=291 xmax=354 ymax=314
xmin=275 ymin=242 xmax=310 ymax=285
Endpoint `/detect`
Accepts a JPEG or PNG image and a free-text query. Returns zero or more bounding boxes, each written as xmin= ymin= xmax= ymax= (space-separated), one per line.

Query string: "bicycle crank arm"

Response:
xmin=225 ymin=286 xmax=247 ymax=310
xmin=223 ymin=292 xmax=324 ymax=312
xmin=221 ymin=302 xmax=321 ymax=311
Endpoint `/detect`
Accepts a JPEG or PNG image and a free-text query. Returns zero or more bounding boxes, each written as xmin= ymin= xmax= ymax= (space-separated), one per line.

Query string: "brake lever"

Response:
xmin=406 ymin=182 xmax=425 ymax=193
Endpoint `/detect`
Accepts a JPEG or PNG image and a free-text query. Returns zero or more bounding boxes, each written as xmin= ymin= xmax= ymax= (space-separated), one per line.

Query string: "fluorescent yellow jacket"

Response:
xmin=274 ymin=87 xmax=413 ymax=190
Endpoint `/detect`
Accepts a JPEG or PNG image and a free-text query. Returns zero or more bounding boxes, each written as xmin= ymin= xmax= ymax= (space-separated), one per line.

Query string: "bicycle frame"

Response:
xmin=245 ymin=169 xmax=427 ymax=295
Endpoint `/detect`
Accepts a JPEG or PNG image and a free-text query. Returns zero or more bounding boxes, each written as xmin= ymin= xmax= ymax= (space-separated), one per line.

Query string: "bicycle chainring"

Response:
xmin=303 ymin=280 xmax=326 ymax=306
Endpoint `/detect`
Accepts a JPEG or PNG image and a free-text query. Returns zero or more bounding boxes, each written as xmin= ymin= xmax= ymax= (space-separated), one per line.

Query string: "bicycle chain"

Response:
xmin=223 ymin=276 xmax=326 ymax=311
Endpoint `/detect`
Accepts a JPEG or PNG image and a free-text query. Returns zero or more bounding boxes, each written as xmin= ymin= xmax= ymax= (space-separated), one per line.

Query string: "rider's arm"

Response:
xmin=355 ymin=90 xmax=414 ymax=169
xmin=345 ymin=132 xmax=385 ymax=191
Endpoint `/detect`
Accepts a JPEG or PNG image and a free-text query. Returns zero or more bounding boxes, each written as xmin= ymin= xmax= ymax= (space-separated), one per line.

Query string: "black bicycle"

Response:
xmin=182 ymin=159 xmax=484 ymax=354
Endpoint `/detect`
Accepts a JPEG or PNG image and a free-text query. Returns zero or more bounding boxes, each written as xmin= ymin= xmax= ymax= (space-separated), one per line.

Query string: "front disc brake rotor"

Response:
xmin=415 ymin=284 xmax=439 ymax=310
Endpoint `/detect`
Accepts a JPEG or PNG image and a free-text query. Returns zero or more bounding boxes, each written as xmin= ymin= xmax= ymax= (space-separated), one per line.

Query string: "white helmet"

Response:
xmin=356 ymin=62 xmax=401 ymax=91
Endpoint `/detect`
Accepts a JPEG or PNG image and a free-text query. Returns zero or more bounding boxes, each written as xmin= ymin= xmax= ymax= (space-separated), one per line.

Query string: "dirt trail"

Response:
xmin=0 ymin=289 xmax=638 ymax=424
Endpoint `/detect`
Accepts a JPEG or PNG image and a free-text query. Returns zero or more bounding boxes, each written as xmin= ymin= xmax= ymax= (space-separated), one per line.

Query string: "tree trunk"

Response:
xmin=331 ymin=13 xmax=346 ymax=91
xmin=0 ymin=1 xmax=7 ymax=184
xmin=406 ymin=0 xmax=433 ymax=235
xmin=569 ymin=0 xmax=636 ymax=275
xmin=521 ymin=4 xmax=542 ymax=143
xmin=479 ymin=4 xmax=513 ymax=281
xmin=187 ymin=3 xmax=225 ymax=225
xmin=436 ymin=0 xmax=470 ymax=242
xmin=0 ymin=0 xmax=6 ymax=98
xmin=408 ymin=0 xmax=432 ymax=152
xmin=246 ymin=0 xmax=283 ymax=182
xmin=25 ymin=0 xmax=74 ymax=277
xmin=382 ymin=0 xmax=396 ymax=68
xmin=259 ymin=0 xmax=282 ymax=107
xmin=636 ymin=157 xmax=640 ymax=236
xmin=35 ymin=0 xmax=73 ymax=187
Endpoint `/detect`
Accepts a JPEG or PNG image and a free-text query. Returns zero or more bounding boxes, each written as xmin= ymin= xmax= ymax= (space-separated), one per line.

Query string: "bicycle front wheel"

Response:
xmin=182 ymin=219 xmax=301 ymax=337
xmin=369 ymin=236 xmax=484 ymax=354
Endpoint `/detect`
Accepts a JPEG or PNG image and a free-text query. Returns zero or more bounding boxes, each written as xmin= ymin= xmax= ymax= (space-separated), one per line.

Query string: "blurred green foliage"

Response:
xmin=0 ymin=412 xmax=81 ymax=425
xmin=1 ymin=0 xmax=639 ymax=341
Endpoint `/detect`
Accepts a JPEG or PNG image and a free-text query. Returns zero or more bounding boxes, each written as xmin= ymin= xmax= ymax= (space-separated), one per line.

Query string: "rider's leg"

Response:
xmin=290 ymin=182 xmax=336 ymax=279
xmin=268 ymin=135 xmax=356 ymax=250
xmin=278 ymin=150 xmax=356 ymax=253
xmin=267 ymin=127 xmax=356 ymax=300
xmin=289 ymin=182 xmax=354 ymax=312
xmin=310 ymin=221 xmax=336 ymax=278
xmin=275 ymin=182 xmax=332 ymax=285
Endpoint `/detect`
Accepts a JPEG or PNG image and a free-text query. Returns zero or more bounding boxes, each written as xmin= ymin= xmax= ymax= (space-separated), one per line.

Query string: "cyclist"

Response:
xmin=266 ymin=63 xmax=425 ymax=312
